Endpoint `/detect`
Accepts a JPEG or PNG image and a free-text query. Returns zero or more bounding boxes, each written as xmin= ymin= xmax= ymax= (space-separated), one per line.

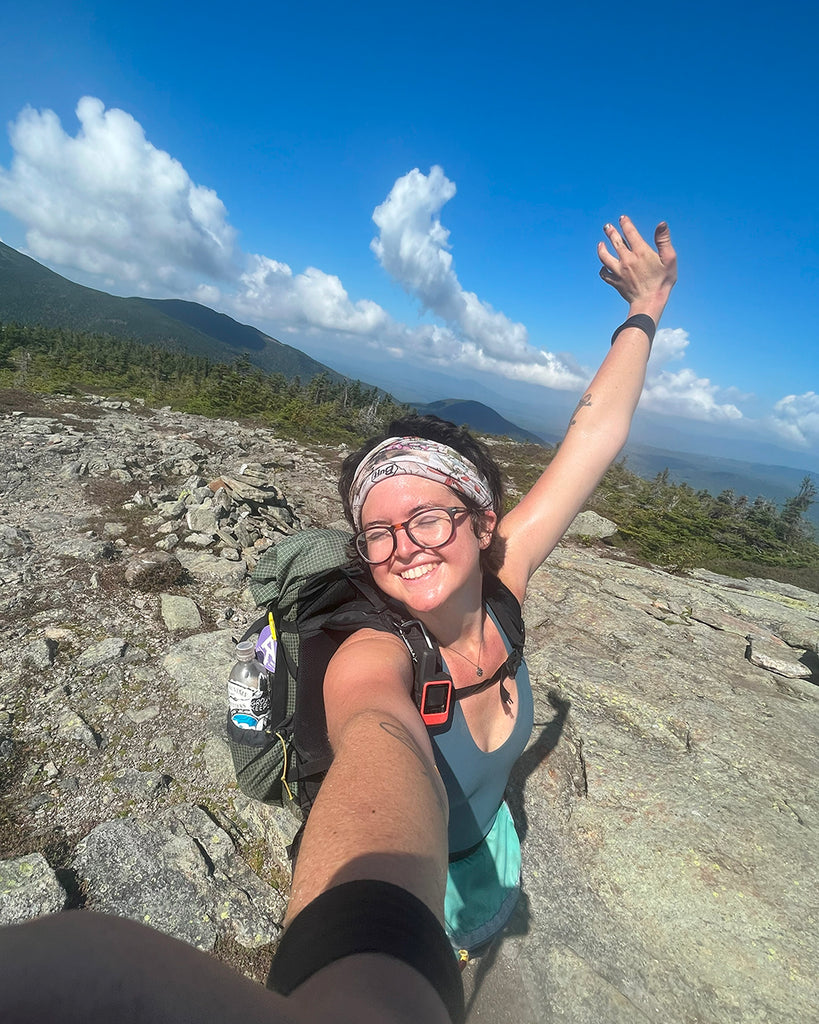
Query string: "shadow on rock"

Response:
xmin=463 ymin=890 xmax=533 ymax=1021
xmin=507 ymin=688 xmax=570 ymax=843
xmin=463 ymin=692 xmax=569 ymax=1019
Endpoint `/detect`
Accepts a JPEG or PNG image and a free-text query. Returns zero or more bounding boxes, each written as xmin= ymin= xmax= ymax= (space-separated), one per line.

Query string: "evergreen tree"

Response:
xmin=779 ymin=476 xmax=817 ymax=545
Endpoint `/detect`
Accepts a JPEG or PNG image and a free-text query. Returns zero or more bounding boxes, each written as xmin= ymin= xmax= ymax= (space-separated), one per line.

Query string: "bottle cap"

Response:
xmin=235 ymin=639 xmax=256 ymax=661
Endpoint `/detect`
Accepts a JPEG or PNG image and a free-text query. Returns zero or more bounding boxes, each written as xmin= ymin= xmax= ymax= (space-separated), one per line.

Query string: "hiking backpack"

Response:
xmin=226 ymin=527 xmax=524 ymax=818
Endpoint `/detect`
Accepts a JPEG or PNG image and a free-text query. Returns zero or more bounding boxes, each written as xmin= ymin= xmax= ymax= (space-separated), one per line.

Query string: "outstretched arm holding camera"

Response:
xmin=0 ymin=689 xmax=463 ymax=1024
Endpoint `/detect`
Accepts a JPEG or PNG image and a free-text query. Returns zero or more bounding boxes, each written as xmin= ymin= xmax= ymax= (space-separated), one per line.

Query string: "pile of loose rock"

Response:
xmin=127 ymin=465 xmax=298 ymax=562
xmin=0 ymin=393 xmax=344 ymax=976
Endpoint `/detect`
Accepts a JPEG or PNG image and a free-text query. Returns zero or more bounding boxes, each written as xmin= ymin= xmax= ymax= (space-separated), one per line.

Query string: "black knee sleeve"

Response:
xmin=267 ymin=880 xmax=464 ymax=1024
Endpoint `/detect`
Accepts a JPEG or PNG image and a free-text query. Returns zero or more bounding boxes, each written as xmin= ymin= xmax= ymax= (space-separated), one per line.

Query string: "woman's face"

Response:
xmin=359 ymin=476 xmax=495 ymax=616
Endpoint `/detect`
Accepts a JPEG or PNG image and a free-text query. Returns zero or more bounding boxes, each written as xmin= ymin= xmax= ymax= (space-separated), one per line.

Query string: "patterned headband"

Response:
xmin=349 ymin=436 xmax=493 ymax=529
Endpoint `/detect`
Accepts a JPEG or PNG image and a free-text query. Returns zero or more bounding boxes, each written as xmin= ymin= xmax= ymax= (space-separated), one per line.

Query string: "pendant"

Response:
xmin=476 ymin=667 xmax=484 ymax=678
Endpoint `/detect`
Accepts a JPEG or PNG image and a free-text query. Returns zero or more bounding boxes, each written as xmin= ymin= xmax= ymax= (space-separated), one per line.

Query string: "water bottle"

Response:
xmin=229 ymin=639 xmax=270 ymax=730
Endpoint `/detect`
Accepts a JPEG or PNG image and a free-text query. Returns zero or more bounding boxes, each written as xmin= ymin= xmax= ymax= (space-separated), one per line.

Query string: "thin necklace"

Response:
xmin=446 ymin=612 xmax=485 ymax=678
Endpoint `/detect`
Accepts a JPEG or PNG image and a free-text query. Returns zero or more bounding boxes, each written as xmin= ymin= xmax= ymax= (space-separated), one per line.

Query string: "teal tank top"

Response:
xmin=431 ymin=607 xmax=533 ymax=854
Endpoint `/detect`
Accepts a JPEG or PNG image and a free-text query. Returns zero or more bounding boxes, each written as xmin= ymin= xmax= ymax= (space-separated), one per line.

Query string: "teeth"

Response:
xmin=400 ymin=564 xmax=435 ymax=580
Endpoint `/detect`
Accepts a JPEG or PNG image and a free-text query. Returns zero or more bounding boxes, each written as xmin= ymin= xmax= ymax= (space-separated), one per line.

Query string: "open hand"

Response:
xmin=597 ymin=216 xmax=677 ymax=316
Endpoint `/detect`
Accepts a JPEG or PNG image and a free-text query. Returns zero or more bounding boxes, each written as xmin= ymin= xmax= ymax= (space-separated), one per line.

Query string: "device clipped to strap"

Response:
xmin=399 ymin=618 xmax=453 ymax=727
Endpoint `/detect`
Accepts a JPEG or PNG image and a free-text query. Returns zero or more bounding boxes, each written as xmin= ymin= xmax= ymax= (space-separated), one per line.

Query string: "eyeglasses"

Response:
xmin=354 ymin=507 xmax=471 ymax=564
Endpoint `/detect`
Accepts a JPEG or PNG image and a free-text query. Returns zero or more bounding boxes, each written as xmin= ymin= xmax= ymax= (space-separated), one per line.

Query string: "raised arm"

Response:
xmin=498 ymin=217 xmax=677 ymax=600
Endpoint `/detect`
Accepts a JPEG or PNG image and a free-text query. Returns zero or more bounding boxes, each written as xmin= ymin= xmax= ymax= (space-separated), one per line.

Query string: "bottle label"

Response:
xmin=228 ymin=681 xmax=270 ymax=728
xmin=228 ymin=680 xmax=257 ymax=704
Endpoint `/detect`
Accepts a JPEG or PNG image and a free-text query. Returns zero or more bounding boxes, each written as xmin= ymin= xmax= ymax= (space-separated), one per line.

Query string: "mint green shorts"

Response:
xmin=444 ymin=801 xmax=521 ymax=952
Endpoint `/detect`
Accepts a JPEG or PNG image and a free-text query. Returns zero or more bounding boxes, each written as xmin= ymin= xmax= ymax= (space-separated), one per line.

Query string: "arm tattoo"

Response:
xmin=568 ymin=392 xmax=592 ymax=428
xmin=379 ymin=720 xmax=448 ymax=820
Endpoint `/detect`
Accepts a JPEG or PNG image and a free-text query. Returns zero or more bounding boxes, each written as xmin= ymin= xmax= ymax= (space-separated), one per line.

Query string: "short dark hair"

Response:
xmin=338 ymin=414 xmax=506 ymax=574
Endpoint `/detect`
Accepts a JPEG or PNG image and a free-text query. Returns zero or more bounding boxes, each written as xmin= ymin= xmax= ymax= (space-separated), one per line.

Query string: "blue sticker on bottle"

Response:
xmin=232 ymin=712 xmax=264 ymax=730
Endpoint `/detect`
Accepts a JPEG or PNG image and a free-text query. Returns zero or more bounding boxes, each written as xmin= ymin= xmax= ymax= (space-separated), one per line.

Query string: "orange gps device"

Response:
xmin=418 ymin=677 xmax=453 ymax=727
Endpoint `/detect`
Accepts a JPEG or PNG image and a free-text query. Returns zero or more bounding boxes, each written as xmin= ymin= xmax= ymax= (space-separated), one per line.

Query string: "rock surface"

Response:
xmin=1 ymin=391 xmax=817 ymax=1021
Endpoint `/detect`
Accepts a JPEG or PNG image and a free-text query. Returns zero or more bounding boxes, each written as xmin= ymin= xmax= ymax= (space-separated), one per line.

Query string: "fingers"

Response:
xmin=598 ymin=220 xmax=633 ymax=286
xmin=603 ymin=220 xmax=629 ymax=253
xmin=598 ymin=261 xmax=618 ymax=289
xmin=617 ymin=214 xmax=647 ymax=252
xmin=597 ymin=215 xmax=677 ymax=307
xmin=654 ymin=221 xmax=677 ymax=273
xmin=597 ymin=240 xmax=619 ymax=287
xmin=601 ymin=216 xmax=675 ymax=267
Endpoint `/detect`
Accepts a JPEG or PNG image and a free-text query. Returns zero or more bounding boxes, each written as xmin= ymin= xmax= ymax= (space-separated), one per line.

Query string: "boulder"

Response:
xmin=0 ymin=854 xmax=66 ymax=925
xmin=160 ymin=594 xmax=202 ymax=632
xmin=565 ymin=510 xmax=619 ymax=539
xmin=73 ymin=805 xmax=285 ymax=951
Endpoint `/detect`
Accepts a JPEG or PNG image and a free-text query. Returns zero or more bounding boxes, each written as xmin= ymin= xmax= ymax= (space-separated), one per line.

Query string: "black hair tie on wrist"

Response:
xmin=611 ymin=313 xmax=656 ymax=349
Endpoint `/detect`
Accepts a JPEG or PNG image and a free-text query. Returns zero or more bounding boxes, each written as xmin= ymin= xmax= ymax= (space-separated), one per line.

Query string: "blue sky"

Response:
xmin=1 ymin=0 xmax=817 ymax=466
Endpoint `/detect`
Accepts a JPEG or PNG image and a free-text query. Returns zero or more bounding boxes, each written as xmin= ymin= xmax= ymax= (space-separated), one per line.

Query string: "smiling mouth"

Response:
xmin=399 ymin=564 xmax=436 ymax=580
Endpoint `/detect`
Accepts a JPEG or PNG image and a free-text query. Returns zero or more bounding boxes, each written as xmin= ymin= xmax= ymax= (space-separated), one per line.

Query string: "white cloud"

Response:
xmin=411 ymin=332 xmax=591 ymax=389
xmin=371 ymin=165 xmax=586 ymax=387
xmin=350 ymin=319 xmax=585 ymax=390
xmin=227 ymin=166 xmax=588 ymax=390
xmin=650 ymin=327 xmax=689 ymax=366
xmin=371 ymin=166 xmax=459 ymax=315
xmin=233 ymin=255 xmax=390 ymax=335
xmin=768 ymin=392 xmax=819 ymax=447
xmin=641 ymin=366 xmax=743 ymax=422
xmin=0 ymin=97 xmax=237 ymax=291
xmin=2 ymin=98 xmax=798 ymax=439
xmin=192 ymin=283 xmax=223 ymax=307
xmin=369 ymin=165 xmax=519 ymax=357
xmin=633 ymin=327 xmax=743 ymax=423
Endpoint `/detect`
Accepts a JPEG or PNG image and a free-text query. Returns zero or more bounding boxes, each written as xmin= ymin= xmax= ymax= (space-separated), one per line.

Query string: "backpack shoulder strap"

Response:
xmin=483 ymin=573 xmax=525 ymax=671
xmin=302 ymin=569 xmax=526 ymax=717
xmin=298 ymin=564 xmax=452 ymax=725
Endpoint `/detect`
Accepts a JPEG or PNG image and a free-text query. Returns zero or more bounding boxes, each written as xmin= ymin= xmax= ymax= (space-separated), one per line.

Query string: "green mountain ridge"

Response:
xmin=0 ymin=241 xmax=342 ymax=383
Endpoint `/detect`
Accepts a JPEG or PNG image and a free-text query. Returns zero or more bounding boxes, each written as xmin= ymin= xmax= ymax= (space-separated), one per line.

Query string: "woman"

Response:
xmin=288 ymin=216 xmax=677 ymax=956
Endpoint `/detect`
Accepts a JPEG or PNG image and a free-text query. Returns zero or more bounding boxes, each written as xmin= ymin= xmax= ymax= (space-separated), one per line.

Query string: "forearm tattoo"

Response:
xmin=568 ymin=392 xmax=592 ymax=428
xmin=379 ymin=720 xmax=448 ymax=819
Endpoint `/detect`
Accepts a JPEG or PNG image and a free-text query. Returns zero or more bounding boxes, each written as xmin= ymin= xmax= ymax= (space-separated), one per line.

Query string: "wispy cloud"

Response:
xmin=0 ymin=97 xmax=790 ymax=439
xmin=768 ymin=392 xmax=819 ymax=447
xmin=370 ymin=166 xmax=586 ymax=388
xmin=371 ymin=166 xmax=531 ymax=359
xmin=641 ymin=328 xmax=743 ymax=422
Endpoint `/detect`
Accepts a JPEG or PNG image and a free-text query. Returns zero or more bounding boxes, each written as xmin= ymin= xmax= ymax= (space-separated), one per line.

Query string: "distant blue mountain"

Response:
xmin=624 ymin=443 xmax=819 ymax=527
xmin=412 ymin=399 xmax=550 ymax=445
